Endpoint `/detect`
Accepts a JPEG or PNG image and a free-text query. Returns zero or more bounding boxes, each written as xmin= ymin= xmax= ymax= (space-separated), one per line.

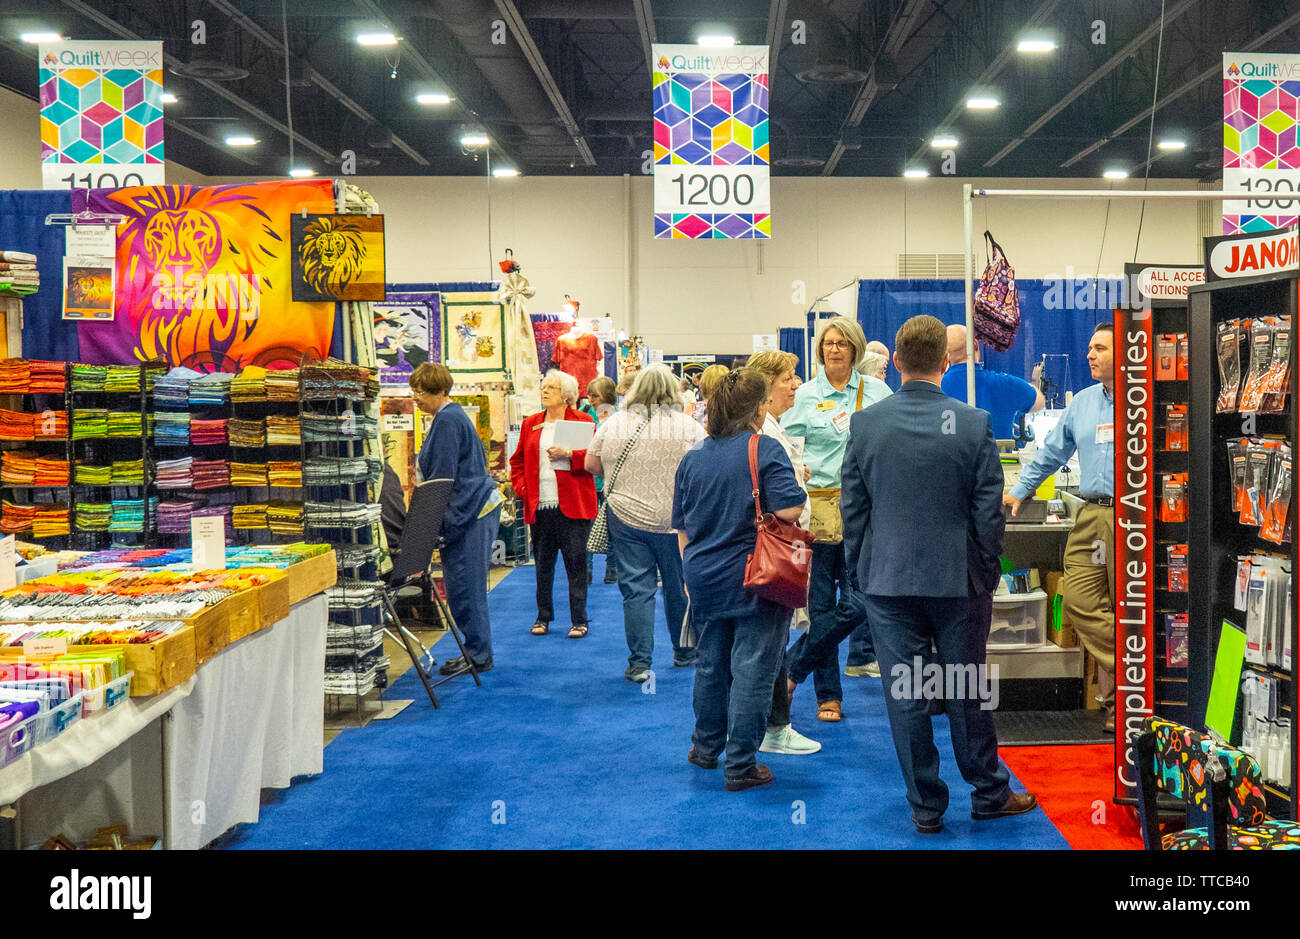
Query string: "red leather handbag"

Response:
xmin=742 ymin=434 xmax=815 ymax=608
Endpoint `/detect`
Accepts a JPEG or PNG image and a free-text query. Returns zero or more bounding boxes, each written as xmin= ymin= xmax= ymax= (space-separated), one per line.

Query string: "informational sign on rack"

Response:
xmin=0 ymin=535 xmax=15 ymax=591
xmin=1130 ymin=264 xmax=1205 ymax=302
xmin=652 ymin=44 xmax=770 ymax=239
xmin=1113 ymin=307 xmax=1157 ymax=802
xmin=191 ymin=515 xmax=227 ymax=571
xmin=62 ymin=224 xmax=116 ymax=321
xmin=1223 ymin=51 xmax=1300 ymax=234
xmin=39 ymin=40 xmax=165 ymax=190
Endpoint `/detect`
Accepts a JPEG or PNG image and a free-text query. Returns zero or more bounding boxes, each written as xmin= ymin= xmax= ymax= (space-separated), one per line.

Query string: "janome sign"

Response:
xmin=1205 ymin=226 xmax=1300 ymax=281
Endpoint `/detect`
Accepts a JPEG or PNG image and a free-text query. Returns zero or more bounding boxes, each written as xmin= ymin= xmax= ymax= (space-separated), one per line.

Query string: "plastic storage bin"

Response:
xmin=81 ymin=673 xmax=133 ymax=714
xmin=989 ymin=590 xmax=1048 ymax=648
xmin=34 ymin=694 xmax=83 ymax=743
xmin=0 ymin=713 xmax=36 ymax=768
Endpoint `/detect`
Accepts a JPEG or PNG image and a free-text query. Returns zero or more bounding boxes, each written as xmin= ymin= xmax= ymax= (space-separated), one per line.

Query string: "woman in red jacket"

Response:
xmin=510 ymin=369 xmax=598 ymax=638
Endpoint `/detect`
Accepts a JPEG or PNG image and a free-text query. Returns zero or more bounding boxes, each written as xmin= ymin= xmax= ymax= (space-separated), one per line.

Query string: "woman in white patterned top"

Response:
xmin=586 ymin=365 xmax=706 ymax=682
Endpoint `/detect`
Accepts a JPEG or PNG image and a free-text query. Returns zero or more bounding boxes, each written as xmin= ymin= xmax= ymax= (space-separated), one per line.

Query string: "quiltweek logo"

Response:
xmin=667 ymin=51 xmax=768 ymax=72
xmin=657 ymin=56 xmax=670 ymax=70
xmin=1228 ymin=63 xmax=1241 ymax=76
xmin=1228 ymin=59 xmax=1300 ymax=79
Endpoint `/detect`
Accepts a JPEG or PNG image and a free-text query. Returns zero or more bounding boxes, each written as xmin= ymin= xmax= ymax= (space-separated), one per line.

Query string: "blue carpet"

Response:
xmin=224 ymin=562 xmax=1069 ymax=849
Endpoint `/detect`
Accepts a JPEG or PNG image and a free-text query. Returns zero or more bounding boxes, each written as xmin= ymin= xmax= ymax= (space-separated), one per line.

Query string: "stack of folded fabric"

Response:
xmin=191 ymin=459 xmax=229 ymax=490
xmin=303 ymin=455 xmax=383 ymax=485
xmin=191 ymin=504 xmax=233 ymax=531
xmin=0 ymin=409 xmax=33 ymax=441
xmin=152 ymin=367 xmax=198 ymax=407
xmin=266 ymin=415 xmax=301 ymax=446
xmin=70 ymin=364 xmax=108 ymax=392
xmin=336 ymin=544 xmax=383 ymax=567
xmin=326 ymin=579 xmax=385 ymax=610
xmin=74 ymin=463 xmax=112 ymax=485
xmin=232 ymin=503 xmax=267 ymax=530
xmin=71 ymin=409 xmax=107 ymax=439
xmin=230 ymin=366 xmax=267 ymax=403
xmin=33 ymin=410 xmax=67 ymax=439
xmin=154 ymin=457 xmax=194 ymax=489
xmin=304 ymin=500 xmax=383 ymax=528
xmin=229 ymin=461 xmax=268 ymax=487
xmin=106 ymin=411 xmax=143 ymax=437
xmin=266 ymin=500 xmax=304 ymax=536
xmin=34 ymin=457 xmax=69 ymax=487
xmin=189 ymin=418 xmax=228 ymax=446
xmin=301 ymin=360 xmax=368 ymax=399
xmin=266 ymin=461 xmax=302 ymax=488
xmin=74 ymin=502 xmax=113 ymax=532
xmin=110 ymin=459 xmax=144 ymax=486
xmin=144 ymin=366 xmax=167 ymax=394
xmin=152 ymin=410 xmax=190 ymax=446
xmin=0 ymin=359 xmax=28 ymax=393
xmin=1 ymin=500 xmax=35 ymax=532
xmin=265 ymin=368 xmax=300 ymax=402
xmin=0 ymin=251 xmax=39 ymax=296
xmin=28 ymin=360 xmax=66 ymax=394
xmin=32 ymin=503 xmax=70 ymax=537
xmin=301 ymin=412 xmax=378 ymax=441
xmin=189 ymin=372 xmax=232 ymax=406
xmin=1 ymin=451 xmax=35 ymax=485
xmin=104 ymin=365 xmax=141 ymax=393
xmin=108 ymin=499 xmax=146 ymax=532
xmin=228 ymin=417 xmax=266 ymax=448
xmin=157 ymin=499 xmax=203 ymax=534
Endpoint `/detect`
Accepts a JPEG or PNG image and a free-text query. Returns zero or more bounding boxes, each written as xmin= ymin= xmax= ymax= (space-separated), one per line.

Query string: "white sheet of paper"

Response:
xmin=0 ymin=535 xmax=15 ymax=591
xmin=553 ymin=420 xmax=595 ymax=450
xmin=192 ymin=516 xmax=227 ymax=570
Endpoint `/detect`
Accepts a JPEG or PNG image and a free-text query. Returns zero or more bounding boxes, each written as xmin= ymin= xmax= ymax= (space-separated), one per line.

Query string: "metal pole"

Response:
xmin=963 ymin=184 xmax=975 ymax=406
xmin=971 ymin=189 xmax=1239 ymax=200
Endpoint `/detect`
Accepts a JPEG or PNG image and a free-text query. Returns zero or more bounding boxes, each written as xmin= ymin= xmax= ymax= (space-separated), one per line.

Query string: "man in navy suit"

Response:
xmin=841 ymin=315 xmax=1037 ymax=834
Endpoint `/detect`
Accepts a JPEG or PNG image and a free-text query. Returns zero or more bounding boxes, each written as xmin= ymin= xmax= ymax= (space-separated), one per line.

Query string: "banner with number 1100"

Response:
xmin=652 ymin=44 xmax=770 ymax=239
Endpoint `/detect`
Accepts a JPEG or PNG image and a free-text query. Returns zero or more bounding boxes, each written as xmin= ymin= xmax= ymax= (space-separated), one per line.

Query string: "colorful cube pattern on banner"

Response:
xmin=1223 ymin=76 xmax=1300 ymax=234
xmin=653 ymin=67 xmax=769 ymax=239
xmin=39 ymin=65 xmax=165 ymax=167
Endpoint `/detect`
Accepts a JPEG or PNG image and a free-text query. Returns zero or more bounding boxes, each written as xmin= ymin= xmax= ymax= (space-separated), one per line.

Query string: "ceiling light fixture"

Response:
xmin=160 ymin=92 xmax=178 ymax=104
xmin=417 ymin=93 xmax=452 ymax=105
xmin=697 ymin=35 xmax=736 ymax=47
xmin=356 ymin=31 xmax=398 ymax=46
xmin=903 ymin=167 xmax=929 ymax=178
xmin=225 ymin=135 xmax=258 ymax=147
xmin=1016 ymin=38 xmax=1057 ymax=53
xmin=460 ymin=134 xmax=490 ymax=147
xmin=930 ymin=135 xmax=959 ymax=149
xmin=20 ymin=32 xmax=63 ymax=43
xmin=289 ymin=167 xmax=316 ymax=178
xmin=1103 ymin=168 xmax=1129 ymax=179
xmin=1157 ymin=139 xmax=1187 ymax=151
xmin=966 ymin=95 xmax=1000 ymax=110
xmin=492 ymin=167 xmax=519 ymax=177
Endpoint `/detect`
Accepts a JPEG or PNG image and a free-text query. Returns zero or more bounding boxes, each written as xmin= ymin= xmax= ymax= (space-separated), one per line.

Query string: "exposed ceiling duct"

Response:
xmin=786 ymin=4 xmax=869 ymax=85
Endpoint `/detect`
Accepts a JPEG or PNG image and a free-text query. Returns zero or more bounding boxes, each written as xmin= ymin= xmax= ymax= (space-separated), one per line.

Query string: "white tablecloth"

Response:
xmin=5 ymin=594 xmax=326 ymax=849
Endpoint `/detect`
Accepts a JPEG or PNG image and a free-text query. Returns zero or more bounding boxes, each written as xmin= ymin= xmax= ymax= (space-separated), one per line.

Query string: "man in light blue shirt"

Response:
xmin=1005 ymin=323 xmax=1116 ymax=730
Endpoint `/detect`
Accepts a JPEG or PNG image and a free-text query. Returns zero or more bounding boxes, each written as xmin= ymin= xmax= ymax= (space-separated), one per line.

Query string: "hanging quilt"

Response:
xmin=441 ymin=293 xmax=506 ymax=374
xmin=373 ymin=300 xmax=434 ymax=388
xmin=77 ymin=179 xmax=337 ymax=371
xmin=290 ymin=213 xmax=386 ymax=301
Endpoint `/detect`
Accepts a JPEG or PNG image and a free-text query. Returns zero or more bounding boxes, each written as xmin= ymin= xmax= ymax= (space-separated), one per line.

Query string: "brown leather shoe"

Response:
xmin=687 ymin=747 xmax=718 ymax=770
xmin=725 ymin=764 xmax=774 ymax=791
xmin=971 ymin=791 xmax=1038 ymax=820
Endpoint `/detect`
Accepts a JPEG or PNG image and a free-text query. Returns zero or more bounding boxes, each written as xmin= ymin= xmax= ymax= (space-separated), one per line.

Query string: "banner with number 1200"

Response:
xmin=39 ymin=40 xmax=166 ymax=190
xmin=652 ymin=44 xmax=770 ymax=239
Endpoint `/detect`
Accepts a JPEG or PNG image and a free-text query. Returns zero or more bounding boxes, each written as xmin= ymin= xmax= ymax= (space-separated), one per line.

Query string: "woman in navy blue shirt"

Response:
xmin=672 ymin=368 xmax=806 ymax=791
xmin=411 ymin=363 xmax=501 ymax=675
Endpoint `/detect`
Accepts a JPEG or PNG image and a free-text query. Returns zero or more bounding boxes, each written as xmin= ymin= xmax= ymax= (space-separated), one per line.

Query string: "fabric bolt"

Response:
xmin=266 ymin=416 xmax=301 ymax=447
xmin=230 ymin=462 xmax=269 ymax=487
xmin=552 ymin=331 xmax=603 ymax=398
xmin=152 ymin=411 xmax=190 ymax=446
xmin=228 ymin=418 xmax=267 ymax=448
xmin=191 ymin=459 xmax=230 ymax=490
xmin=189 ymin=419 xmax=228 ymax=446
xmin=588 ymin=406 xmax=705 ymax=533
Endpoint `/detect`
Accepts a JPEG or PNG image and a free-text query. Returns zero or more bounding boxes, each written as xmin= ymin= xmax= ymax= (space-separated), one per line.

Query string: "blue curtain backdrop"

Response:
xmin=856 ymin=278 xmax=1118 ymax=396
xmin=0 ymin=190 xmax=79 ymax=362
xmin=779 ymin=326 xmax=805 ymax=379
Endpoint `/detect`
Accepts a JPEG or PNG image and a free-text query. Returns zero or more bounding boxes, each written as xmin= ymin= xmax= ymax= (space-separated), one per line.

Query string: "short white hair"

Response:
xmin=544 ymin=369 xmax=579 ymax=407
xmin=861 ymin=351 xmax=888 ymax=380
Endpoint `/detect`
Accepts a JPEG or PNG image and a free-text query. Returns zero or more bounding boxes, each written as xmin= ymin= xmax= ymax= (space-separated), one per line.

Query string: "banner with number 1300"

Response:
xmin=652 ymin=44 xmax=770 ymax=239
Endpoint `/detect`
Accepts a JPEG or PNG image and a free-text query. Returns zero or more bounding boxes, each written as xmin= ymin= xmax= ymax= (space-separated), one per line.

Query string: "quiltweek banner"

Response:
xmin=1223 ymin=52 xmax=1300 ymax=234
xmin=652 ymin=44 xmax=770 ymax=239
xmin=76 ymin=180 xmax=337 ymax=371
xmin=39 ymin=40 xmax=165 ymax=190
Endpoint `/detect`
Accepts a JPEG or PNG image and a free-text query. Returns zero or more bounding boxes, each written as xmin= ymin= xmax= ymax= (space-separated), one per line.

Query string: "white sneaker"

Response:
xmin=864 ymin=661 xmax=881 ymax=678
xmin=760 ymin=724 xmax=822 ymax=755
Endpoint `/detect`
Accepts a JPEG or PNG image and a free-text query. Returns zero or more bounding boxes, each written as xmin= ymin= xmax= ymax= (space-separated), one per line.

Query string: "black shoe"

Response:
xmin=925 ymin=697 xmax=946 ymax=716
xmin=603 ymin=573 xmax=618 ymax=584
xmin=725 ymin=764 xmax=774 ymax=792
xmin=438 ymin=655 xmax=492 ymax=676
xmin=687 ymin=747 xmax=718 ymax=770
xmin=912 ymin=813 xmax=944 ymax=834
xmin=673 ymin=655 xmax=697 ymax=668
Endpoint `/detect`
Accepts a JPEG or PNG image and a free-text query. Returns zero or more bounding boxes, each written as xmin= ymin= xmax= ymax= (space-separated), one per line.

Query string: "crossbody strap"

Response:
xmin=749 ymin=433 xmax=764 ymax=521
xmin=602 ymin=416 xmax=648 ymax=496
xmin=855 ymin=379 xmax=864 ymax=411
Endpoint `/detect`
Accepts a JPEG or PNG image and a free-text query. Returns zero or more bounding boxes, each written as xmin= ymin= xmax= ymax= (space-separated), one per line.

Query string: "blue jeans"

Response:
xmin=692 ymin=606 xmax=788 ymax=778
xmin=441 ymin=507 xmax=499 ymax=665
xmin=607 ymin=509 xmax=689 ymax=672
xmin=786 ymin=542 xmax=872 ymax=703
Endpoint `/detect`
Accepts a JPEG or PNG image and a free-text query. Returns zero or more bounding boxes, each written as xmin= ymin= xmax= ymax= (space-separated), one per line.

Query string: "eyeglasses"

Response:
xmin=822 ymin=340 xmax=853 ymax=351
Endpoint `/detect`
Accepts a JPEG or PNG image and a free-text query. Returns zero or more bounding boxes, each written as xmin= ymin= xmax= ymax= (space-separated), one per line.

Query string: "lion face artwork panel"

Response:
xmin=290 ymin=213 xmax=386 ymax=302
xmin=62 ymin=264 xmax=115 ymax=321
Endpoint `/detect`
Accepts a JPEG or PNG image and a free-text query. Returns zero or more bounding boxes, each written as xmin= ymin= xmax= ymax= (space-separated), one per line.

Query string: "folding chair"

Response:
xmin=381 ymin=478 xmax=484 ymax=709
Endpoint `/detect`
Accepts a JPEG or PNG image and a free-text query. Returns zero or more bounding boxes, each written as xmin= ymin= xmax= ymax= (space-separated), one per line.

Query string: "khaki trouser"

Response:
xmin=1062 ymin=503 xmax=1115 ymax=706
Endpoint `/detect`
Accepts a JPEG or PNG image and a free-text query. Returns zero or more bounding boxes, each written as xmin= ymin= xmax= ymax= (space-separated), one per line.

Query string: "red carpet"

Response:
xmin=999 ymin=744 xmax=1145 ymax=850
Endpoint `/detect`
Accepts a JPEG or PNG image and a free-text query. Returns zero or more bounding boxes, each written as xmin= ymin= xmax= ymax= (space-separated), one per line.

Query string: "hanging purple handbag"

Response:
xmin=973 ymin=230 xmax=1021 ymax=353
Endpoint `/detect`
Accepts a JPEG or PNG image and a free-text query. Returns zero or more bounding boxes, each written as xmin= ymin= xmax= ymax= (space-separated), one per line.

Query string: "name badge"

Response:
xmin=1096 ymin=423 xmax=1114 ymax=444
xmin=832 ymin=410 xmax=851 ymax=434
xmin=816 ymin=401 xmax=837 ymax=412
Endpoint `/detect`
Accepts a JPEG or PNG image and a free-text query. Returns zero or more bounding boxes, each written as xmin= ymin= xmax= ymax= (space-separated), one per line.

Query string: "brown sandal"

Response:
xmin=568 ymin=623 xmax=589 ymax=638
xmin=817 ymin=700 xmax=843 ymax=722
xmin=530 ymin=621 xmax=549 ymax=636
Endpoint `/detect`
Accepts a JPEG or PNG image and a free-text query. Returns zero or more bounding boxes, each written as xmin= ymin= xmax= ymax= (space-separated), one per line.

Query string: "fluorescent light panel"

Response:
xmin=492 ymin=167 xmax=519 ymax=177
xmin=1157 ymin=139 xmax=1186 ymax=151
xmin=966 ymin=96 xmax=999 ymax=110
xmin=930 ymin=135 xmax=959 ymax=148
xmin=1017 ymin=39 xmax=1056 ymax=53
xmin=417 ymin=93 xmax=452 ymax=105
xmin=289 ymin=167 xmax=316 ymax=177
xmin=20 ymin=32 xmax=62 ymax=43
xmin=1103 ymin=169 xmax=1128 ymax=179
xmin=460 ymin=134 xmax=489 ymax=146
xmin=225 ymin=135 xmax=258 ymax=147
xmin=356 ymin=32 xmax=398 ymax=46
xmin=697 ymin=35 xmax=735 ymax=46
xmin=903 ymin=168 xmax=929 ymax=178
xmin=160 ymin=92 xmax=178 ymax=104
